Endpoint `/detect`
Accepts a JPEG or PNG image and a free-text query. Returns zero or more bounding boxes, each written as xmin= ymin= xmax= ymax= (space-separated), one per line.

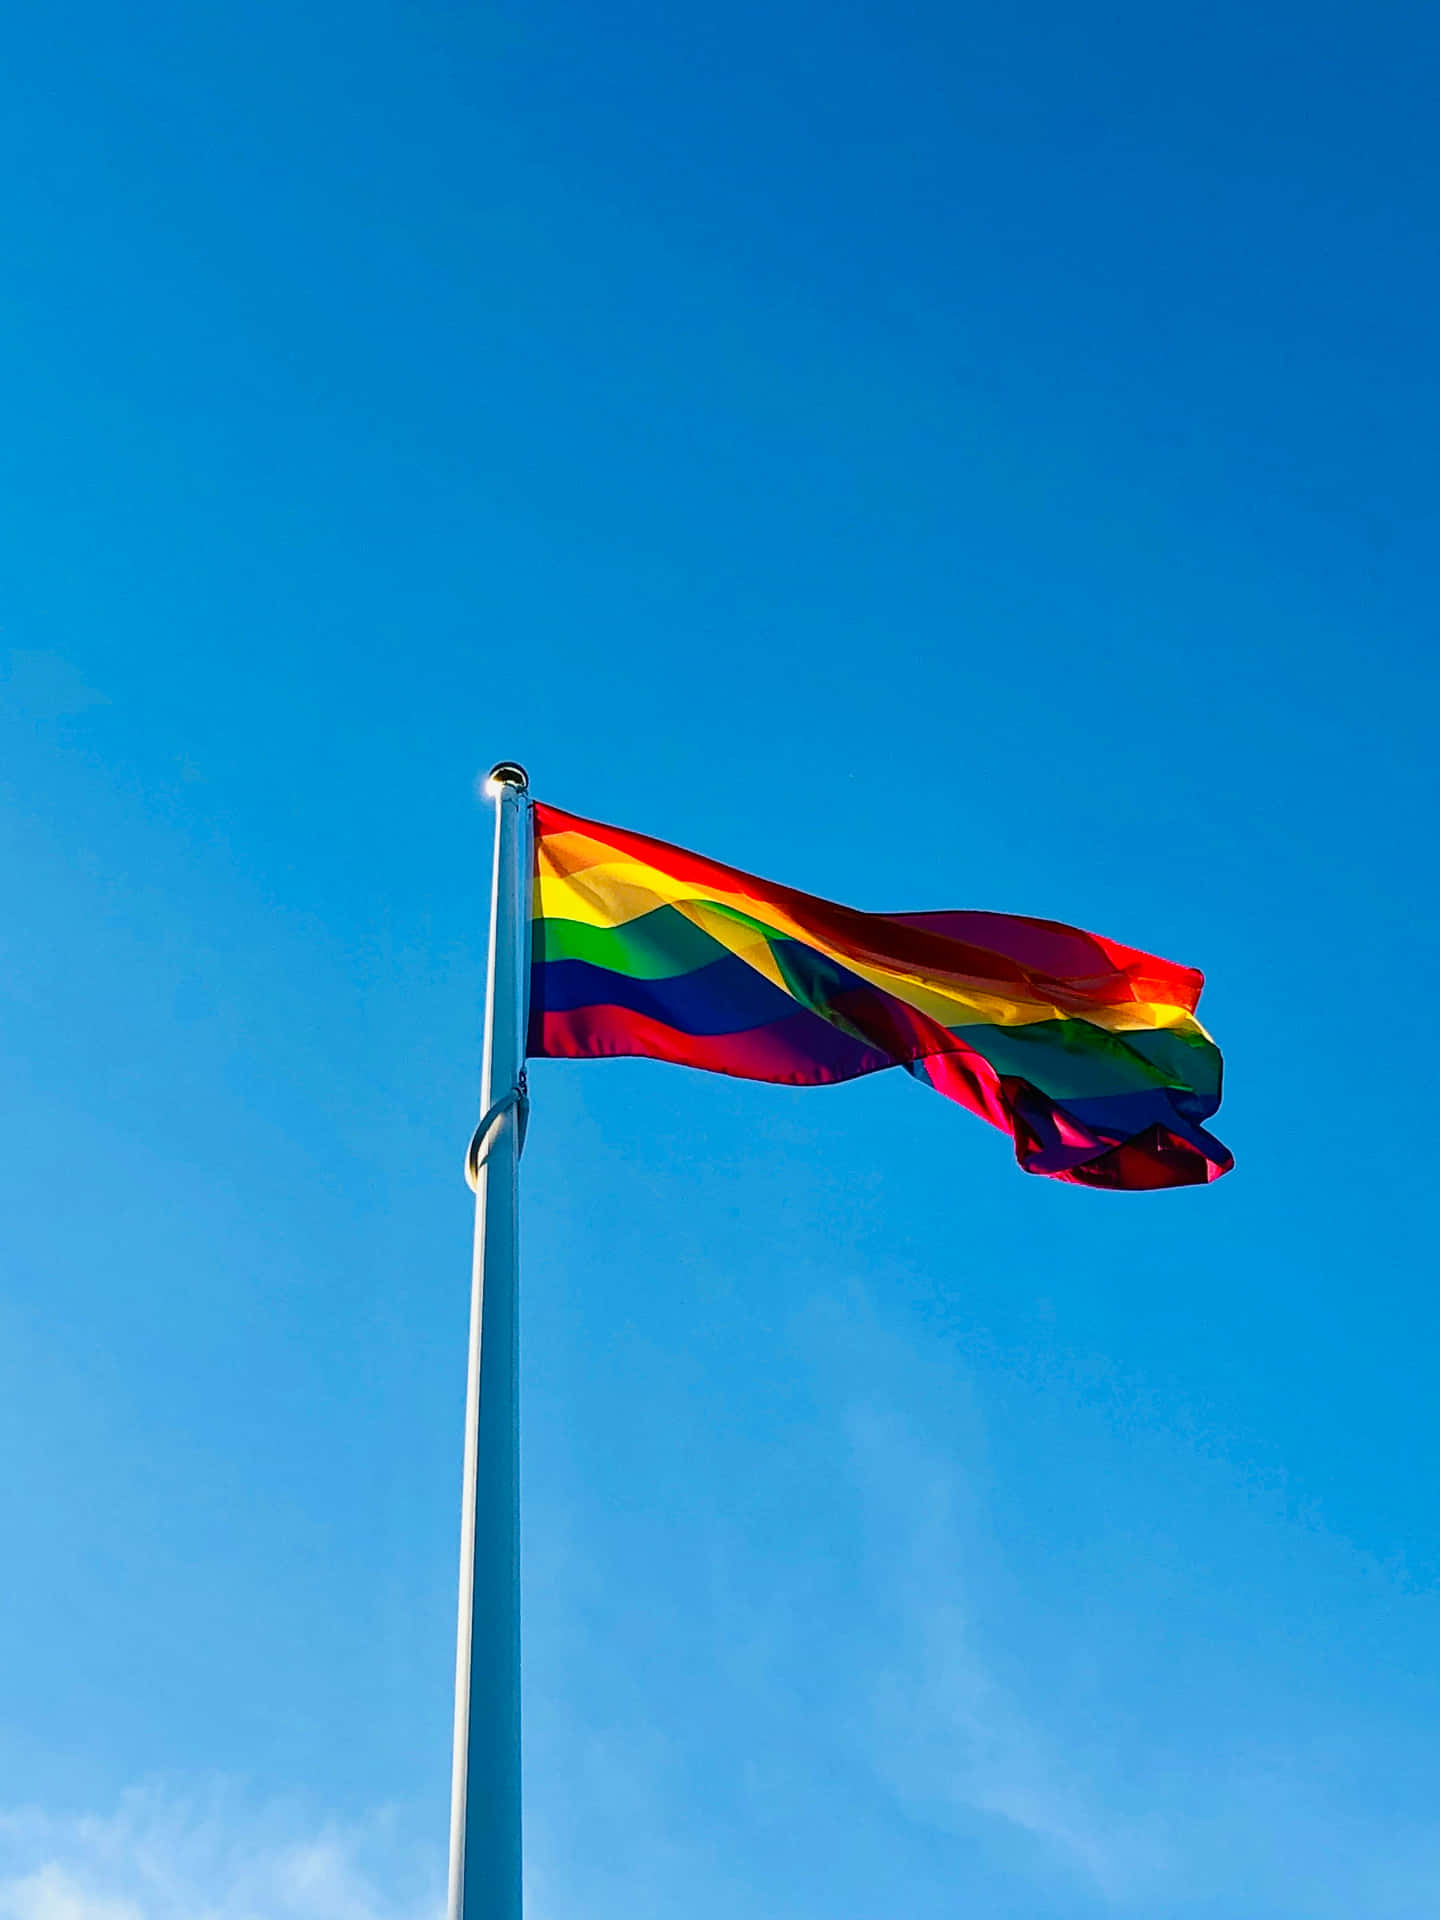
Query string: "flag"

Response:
xmin=527 ymin=803 xmax=1232 ymax=1190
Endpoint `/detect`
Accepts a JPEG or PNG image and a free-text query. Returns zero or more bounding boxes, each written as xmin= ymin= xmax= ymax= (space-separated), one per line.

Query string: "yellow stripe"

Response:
xmin=683 ymin=900 xmax=791 ymax=992
xmin=538 ymin=841 xmax=806 ymax=930
xmin=536 ymin=868 xmax=697 ymax=929
xmin=537 ymin=839 xmax=1204 ymax=1038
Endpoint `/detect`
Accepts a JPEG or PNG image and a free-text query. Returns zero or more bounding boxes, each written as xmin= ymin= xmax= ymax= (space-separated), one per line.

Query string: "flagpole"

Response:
xmin=447 ymin=760 xmax=531 ymax=1920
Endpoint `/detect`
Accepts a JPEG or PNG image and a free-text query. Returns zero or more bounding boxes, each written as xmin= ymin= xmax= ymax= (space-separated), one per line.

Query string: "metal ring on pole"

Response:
xmin=464 ymin=1077 xmax=530 ymax=1190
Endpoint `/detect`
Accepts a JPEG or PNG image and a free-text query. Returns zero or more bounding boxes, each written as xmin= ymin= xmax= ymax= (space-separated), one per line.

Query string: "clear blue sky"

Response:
xmin=2 ymin=1 xmax=1438 ymax=1915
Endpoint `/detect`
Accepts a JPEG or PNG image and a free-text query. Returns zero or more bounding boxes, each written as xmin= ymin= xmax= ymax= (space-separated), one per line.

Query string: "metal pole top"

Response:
xmin=486 ymin=762 xmax=530 ymax=793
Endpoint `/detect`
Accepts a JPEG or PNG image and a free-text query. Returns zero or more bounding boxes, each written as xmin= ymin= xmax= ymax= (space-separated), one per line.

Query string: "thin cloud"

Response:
xmin=848 ymin=1404 xmax=1172 ymax=1902
xmin=845 ymin=1395 xmax=1440 ymax=1917
xmin=0 ymin=1789 xmax=438 ymax=1920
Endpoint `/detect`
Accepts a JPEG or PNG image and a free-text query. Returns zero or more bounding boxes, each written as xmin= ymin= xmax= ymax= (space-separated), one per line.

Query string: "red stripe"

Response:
xmin=534 ymin=1004 xmax=894 ymax=1084
xmin=535 ymin=802 xmax=1202 ymax=1012
xmin=535 ymin=1002 xmax=1014 ymax=1131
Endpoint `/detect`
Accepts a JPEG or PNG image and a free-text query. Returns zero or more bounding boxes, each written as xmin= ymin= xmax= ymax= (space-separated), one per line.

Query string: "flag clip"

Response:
xmin=464 ymin=1073 xmax=530 ymax=1190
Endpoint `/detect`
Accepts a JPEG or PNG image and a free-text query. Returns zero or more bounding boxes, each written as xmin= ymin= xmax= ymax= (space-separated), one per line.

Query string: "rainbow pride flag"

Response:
xmin=527 ymin=803 xmax=1232 ymax=1190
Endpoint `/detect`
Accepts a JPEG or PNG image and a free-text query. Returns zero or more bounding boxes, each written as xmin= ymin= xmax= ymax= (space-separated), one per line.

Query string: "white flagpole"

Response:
xmin=447 ymin=761 xmax=531 ymax=1920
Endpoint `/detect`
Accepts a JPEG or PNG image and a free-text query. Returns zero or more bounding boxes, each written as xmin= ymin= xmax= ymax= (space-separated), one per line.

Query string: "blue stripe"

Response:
xmin=1048 ymin=1085 xmax=1225 ymax=1133
xmin=532 ymin=952 xmax=800 ymax=1036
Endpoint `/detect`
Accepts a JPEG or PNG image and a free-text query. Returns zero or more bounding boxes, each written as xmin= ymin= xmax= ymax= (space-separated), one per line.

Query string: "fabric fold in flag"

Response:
xmin=527 ymin=802 xmax=1233 ymax=1190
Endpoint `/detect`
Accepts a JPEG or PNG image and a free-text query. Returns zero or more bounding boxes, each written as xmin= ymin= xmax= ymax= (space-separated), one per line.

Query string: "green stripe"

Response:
xmin=533 ymin=907 xmax=730 ymax=978
xmin=951 ymin=1017 xmax=1221 ymax=1101
xmin=536 ymin=908 xmax=1222 ymax=1103
xmin=1115 ymin=1024 xmax=1222 ymax=1099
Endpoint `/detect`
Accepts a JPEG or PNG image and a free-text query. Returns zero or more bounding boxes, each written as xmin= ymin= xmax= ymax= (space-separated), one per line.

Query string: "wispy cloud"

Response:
xmin=844 ymin=1391 xmax=1440 ymax=1917
xmin=12 ymin=1324 xmax=1440 ymax=1920
xmin=0 ymin=1788 xmax=438 ymax=1920
xmin=847 ymin=1404 xmax=1171 ymax=1903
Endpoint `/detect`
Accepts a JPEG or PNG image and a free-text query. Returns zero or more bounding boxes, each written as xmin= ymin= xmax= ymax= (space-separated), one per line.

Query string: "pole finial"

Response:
xmin=486 ymin=761 xmax=529 ymax=794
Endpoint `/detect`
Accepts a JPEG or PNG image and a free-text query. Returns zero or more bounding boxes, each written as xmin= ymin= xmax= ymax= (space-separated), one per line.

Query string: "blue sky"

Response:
xmin=2 ymin=0 xmax=1438 ymax=1914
